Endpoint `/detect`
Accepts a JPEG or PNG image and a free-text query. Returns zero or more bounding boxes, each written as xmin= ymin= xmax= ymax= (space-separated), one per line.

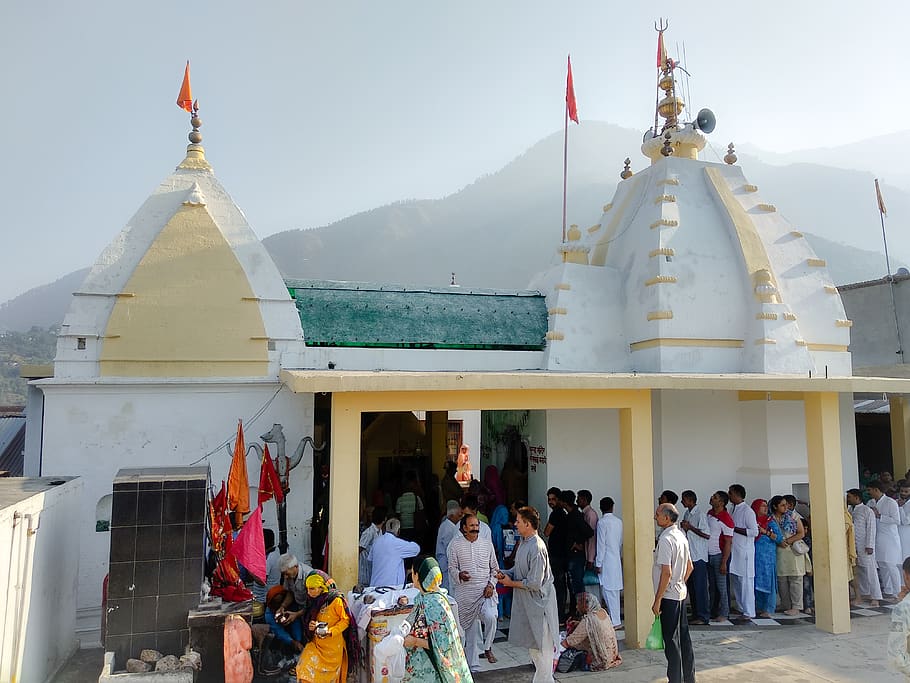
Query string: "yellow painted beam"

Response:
xmin=328 ymin=393 xmax=362 ymax=591
xmin=804 ymin=392 xmax=850 ymax=634
xmin=311 ymin=389 xmax=655 ymax=414
xmin=619 ymin=391 xmax=655 ymax=649
xmin=738 ymin=391 xmax=804 ymax=402
xmin=890 ymin=397 xmax=910 ymax=479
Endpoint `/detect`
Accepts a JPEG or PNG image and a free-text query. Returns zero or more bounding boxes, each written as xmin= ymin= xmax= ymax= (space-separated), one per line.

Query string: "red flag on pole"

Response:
xmin=875 ymin=178 xmax=888 ymax=217
xmin=230 ymin=505 xmax=267 ymax=582
xmin=566 ymin=55 xmax=579 ymax=124
xmin=227 ymin=420 xmax=250 ymax=527
xmin=177 ymin=61 xmax=194 ymax=112
xmin=657 ymin=31 xmax=667 ymax=68
xmin=258 ymin=444 xmax=285 ymax=505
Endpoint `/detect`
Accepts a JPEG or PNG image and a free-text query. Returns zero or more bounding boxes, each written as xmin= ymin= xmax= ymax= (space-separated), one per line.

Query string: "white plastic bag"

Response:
xmin=373 ymin=621 xmax=410 ymax=683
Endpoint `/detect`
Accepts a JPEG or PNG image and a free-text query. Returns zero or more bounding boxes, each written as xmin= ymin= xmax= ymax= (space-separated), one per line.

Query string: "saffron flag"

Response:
xmin=566 ymin=55 xmax=579 ymax=124
xmin=258 ymin=444 xmax=285 ymax=505
xmin=657 ymin=31 xmax=667 ymax=68
xmin=876 ymin=178 xmax=888 ymax=217
xmin=227 ymin=420 xmax=250 ymax=524
xmin=209 ymin=481 xmax=229 ymax=554
xmin=230 ymin=505 xmax=267 ymax=582
xmin=177 ymin=61 xmax=193 ymax=113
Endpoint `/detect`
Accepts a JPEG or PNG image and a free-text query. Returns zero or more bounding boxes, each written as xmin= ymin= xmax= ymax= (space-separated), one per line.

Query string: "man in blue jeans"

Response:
xmin=653 ymin=503 xmax=696 ymax=683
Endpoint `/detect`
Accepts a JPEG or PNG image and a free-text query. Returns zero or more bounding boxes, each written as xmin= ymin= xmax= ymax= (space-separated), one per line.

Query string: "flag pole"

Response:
xmin=877 ymin=178 xmax=904 ymax=361
xmin=562 ymin=99 xmax=569 ymax=244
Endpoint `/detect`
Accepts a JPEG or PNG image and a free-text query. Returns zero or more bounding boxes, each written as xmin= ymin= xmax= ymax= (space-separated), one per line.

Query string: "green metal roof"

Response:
xmin=285 ymin=279 xmax=548 ymax=351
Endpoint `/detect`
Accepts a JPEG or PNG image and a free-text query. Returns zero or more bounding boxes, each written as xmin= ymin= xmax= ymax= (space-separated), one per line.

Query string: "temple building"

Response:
xmin=25 ymin=30 xmax=910 ymax=651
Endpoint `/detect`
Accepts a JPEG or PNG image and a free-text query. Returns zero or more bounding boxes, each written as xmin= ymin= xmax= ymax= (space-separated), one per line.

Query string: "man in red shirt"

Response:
xmin=706 ymin=490 xmax=734 ymax=622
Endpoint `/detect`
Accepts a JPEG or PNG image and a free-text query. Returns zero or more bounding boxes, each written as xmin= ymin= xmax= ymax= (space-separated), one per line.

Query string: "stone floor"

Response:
xmin=53 ymin=609 xmax=901 ymax=682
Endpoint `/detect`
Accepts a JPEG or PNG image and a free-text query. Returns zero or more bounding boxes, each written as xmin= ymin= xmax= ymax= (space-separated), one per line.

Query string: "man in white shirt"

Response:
xmin=867 ymin=480 xmax=903 ymax=599
xmin=358 ymin=506 xmax=386 ymax=587
xmin=706 ymin=491 xmax=734 ymax=621
xmin=368 ymin=518 xmax=421 ymax=588
xmin=436 ymin=500 xmax=463 ymax=590
xmin=727 ymin=483 xmax=758 ymax=619
xmin=680 ymin=490 xmax=710 ymax=625
xmin=652 ymin=503 xmax=695 ymax=683
xmin=847 ymin=488 xmax=882 ymax=607
xmin=595 ymin=496 xmax=623 ymax=627
xmin=897 ymin=482 xmax=910 ymax=564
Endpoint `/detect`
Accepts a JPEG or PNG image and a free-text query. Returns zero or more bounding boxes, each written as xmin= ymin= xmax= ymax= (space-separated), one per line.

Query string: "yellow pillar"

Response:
xmin=619 ymin=390 xmax=655 ymax=648
xmin=804 ymin=392 xmax=850 ymax=634
xmin=329 ymin=393 xmax=362 ymax=591
xmin=426 ymin=411 xmax=449 ymax=477
xmin=890 ymin=396 xmax=910 ymax=479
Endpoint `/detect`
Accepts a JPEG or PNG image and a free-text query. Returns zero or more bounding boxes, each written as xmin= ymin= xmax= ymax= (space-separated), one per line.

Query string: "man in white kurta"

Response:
xmin=447 ymin=514 xmax=500 ymax=670
xmin=848 ymin=489 xmax=882 ymax=605
xmin=867 ymin=481 xmax=903 ymax=598
xmin=595 ymin=496 xmax=623 ymax=627
xmin=897 ymin=483 xmax=910 ymax=563
xmin=436 ymin=500 xmax=463 ymax=591
xmin=728 ymin=484 xmax=758 ymax=619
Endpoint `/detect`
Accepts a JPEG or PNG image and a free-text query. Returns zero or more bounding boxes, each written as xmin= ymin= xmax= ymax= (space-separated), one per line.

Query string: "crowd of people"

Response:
xmin=239 ymin=457 xmax=910 ymax=682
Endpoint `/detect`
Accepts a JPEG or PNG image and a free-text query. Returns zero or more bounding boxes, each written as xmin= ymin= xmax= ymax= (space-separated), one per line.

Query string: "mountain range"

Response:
xmin=1 ymin=122 xmax=907 ymax=333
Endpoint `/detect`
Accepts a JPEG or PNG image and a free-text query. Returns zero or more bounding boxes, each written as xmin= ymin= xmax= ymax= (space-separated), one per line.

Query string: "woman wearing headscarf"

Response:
xmin=561 ymin=592 xmax=622 ymax=671
xmin=483 ymin=465 xmax=507 ymax=508
xmin=771 ymin=494 xmax=808 ymax=616
xmin=402 ymin=557 xmax=474 ymax=683
xmin=751 ymin=498 xmax=783 ymax=618
xmin=296 ymin=570 xmax=361 ymax=683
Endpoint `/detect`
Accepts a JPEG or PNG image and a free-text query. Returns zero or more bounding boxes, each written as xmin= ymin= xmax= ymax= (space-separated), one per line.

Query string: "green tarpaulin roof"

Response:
xmin=285 ymin=279 xmax=548 ymax=351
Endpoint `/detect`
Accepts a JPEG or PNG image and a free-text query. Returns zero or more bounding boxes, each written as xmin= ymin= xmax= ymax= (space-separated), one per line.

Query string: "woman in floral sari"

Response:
xmin=403 ymin=557 xmax=474 ymax=683
xmin=296 ymin=570 xmax=361 ymax=683
xmin=751 ymin=498 xmax=783 ymax=618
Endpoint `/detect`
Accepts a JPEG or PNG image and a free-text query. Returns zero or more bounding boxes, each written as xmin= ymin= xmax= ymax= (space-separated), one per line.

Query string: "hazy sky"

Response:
xmin=0 ymin=2 xmax=905 ymax=303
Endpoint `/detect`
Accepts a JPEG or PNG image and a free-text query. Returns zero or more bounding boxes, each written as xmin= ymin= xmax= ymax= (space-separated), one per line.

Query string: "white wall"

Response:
xmin=543 ymin=409 xmax=623 ymax=517
xmin=36 ymin=379 xmax=314 ymax=645
xmin=524 ymin=410 xmax=549 ymax=516
xmin=0 ymin=477 xmax=82 ymax=683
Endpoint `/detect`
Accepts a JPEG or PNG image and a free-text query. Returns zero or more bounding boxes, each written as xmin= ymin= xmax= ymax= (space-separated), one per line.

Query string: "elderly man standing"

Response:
xmin=847 ymin=488 xmax=882 ymax=607
xmin=368 ymin=518 xmax=421 ymax=588
xmin=728 ymin=484 xmax=758 ymax=619
xmin=867 ymin=480 xmax=903 ymax=600
xmin=448 ymin=514 xmax=500 ymax=670
xmin=436 ymin=499 xmax=463 ymax=591
xmin=497 ymin=506 xmax=559 ymax=683
xmin=653 ymin=503 xmax=696 ymax=683
xmin=595 ymin=496 xmax=623 ymax=627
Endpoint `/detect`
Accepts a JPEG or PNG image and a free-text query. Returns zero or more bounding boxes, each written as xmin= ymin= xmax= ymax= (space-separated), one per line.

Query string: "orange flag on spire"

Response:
xmin=566 ymin=55 xmax=579 ymax=124
xmin=177 ymin=61 xmax=194 ymax=113
xmin=875 ymin=178 xmax=888 ymax=217
xmin=227 ymin=420 xmax=250 ymax=526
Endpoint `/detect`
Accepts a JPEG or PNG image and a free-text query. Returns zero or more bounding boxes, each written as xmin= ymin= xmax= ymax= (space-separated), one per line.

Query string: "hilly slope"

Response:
xmin=2 ymin=122 xmax=907 ymax=332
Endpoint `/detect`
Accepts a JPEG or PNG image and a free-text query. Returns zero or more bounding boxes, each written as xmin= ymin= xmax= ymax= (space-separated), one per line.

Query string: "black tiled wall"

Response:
xmin=106 ymin=467 xmax=208 ymax=667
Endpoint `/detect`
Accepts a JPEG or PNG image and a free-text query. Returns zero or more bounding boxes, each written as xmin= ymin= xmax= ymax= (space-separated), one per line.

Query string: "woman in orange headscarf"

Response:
xmin=296 ymin=570 xmax=361 ymax=683
xmin=456 ymin=444 xmax=472 ymax=483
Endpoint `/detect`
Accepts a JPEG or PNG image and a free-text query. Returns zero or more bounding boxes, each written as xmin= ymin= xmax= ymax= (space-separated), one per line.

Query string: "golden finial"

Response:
xmin=661 ymin=131 xmax=673 ymax=157
xmin=724 ymin=143 xmax=737 ymax=165
xmin=620 ymin=158 xmax=633 ymax=179
xmin=567 ymin=224 xmax=582 ymax=242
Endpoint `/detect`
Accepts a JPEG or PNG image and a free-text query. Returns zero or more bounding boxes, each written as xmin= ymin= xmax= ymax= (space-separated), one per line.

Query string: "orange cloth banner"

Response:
xmin=177 ymin=61 xmax=194 ymax=113
xmin=227 ymin=420 xmax=250 ymax=524
xmin=566 ymin=55 xmax=579 ymax=124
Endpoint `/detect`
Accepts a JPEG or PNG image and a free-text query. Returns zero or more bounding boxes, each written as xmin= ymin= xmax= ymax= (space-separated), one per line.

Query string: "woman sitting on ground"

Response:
xmin=888 ymin=556 xmax=910 ymax=676
xmin=402 ymin=556 xmax=474 ymax=683
xmin=296 ymin=570 xmax=361 ymax=683
xmin=561 ymin=592 xmax=622 ymax=671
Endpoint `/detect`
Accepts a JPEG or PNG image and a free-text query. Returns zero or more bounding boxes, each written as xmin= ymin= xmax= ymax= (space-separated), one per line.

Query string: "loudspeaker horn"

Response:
xmin=694 ymin=108 xmax=716 ymax=134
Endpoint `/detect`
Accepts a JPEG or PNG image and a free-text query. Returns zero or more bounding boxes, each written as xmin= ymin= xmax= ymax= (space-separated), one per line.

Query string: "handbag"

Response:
xmin=645 ymin=615 xmax=664 ymax=650
xmin=791 ymin=539 xmax=810 ymax=556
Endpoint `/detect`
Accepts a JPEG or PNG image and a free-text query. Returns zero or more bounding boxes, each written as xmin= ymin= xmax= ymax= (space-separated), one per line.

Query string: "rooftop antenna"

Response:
xmin=653 ymin=19 xmax=669 ymax=138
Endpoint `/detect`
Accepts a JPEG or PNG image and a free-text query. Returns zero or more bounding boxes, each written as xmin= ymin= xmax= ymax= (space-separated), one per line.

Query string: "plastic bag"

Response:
xmin=645 ymin=615 xmax=664 ymax=650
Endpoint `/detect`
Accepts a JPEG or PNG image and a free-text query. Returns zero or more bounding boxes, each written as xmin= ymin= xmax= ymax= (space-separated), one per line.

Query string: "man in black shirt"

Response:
xmin=543 ymin=487 xmax=569 ymax=622
xmin=561 ymin=489 xmax=594 ymax=614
